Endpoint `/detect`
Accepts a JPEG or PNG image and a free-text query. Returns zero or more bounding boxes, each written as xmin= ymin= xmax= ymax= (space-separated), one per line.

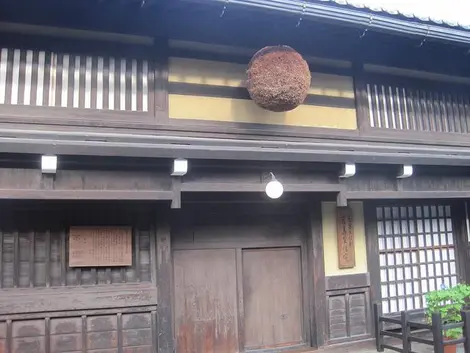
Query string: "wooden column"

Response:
xmin=364 ymin=202 xmax=381 ymax=337
xmin=307 ymin=203 xmax=327 ymax=348
xmin=156 ymin=220 xmax=174 ymax=353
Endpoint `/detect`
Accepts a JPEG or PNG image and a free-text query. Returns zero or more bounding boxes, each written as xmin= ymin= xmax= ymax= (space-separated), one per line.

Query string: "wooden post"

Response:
xmin=462 ymin=310 xmax=470 ymax=353
xmin=432 ymin=312 xmax=444 ymax=353
xmin=401 ymin=311 xmax=410 ymax=353
xmin=156 ymin=221 xmax=174 ymax=353
xmin=374 ymin=303 xmax=384 ymax=352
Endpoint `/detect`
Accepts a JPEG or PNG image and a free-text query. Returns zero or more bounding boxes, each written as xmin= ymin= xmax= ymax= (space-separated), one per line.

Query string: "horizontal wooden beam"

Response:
xmin=0 ymin=283 xmax=158 ymax=317
xmin=325 ymin=273 xmax=370 ymax=291
xmin=0 ymin=189 xmax=174 ymax=200
xmin=347 ymin=191 xmax=470 ymax=200
xmin=180 ymin=182 xmax=345 ymax=193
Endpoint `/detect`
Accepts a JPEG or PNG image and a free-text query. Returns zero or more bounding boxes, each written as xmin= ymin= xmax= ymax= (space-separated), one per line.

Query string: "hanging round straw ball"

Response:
xmin=246 ymin=46 xmax=311 ymax=112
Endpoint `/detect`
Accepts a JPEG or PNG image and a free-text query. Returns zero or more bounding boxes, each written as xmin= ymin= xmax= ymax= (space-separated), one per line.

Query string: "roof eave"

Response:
xmin=182 ymin=0 xmax=470 ymax=46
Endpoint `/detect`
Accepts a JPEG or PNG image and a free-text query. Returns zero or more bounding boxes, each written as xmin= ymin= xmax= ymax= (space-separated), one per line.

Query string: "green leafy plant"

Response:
xmin=425 ymin=284 xmax=470 ymax=339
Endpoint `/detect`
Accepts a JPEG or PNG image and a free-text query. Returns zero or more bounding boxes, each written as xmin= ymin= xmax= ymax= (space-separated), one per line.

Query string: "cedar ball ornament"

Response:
xmin=247 ymin=45 xmax=311 ymax=112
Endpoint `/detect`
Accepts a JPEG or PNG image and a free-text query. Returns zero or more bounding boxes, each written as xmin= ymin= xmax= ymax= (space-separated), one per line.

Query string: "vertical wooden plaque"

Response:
xmin=336 ymin=207 xmax=355 ymax=269
xmin=69 ymin=226 xmax=132 ymax=267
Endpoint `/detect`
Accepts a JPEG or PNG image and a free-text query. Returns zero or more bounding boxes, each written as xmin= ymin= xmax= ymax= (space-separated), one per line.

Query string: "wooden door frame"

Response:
xmin=167 ymin=202 xmax=326 ymax=352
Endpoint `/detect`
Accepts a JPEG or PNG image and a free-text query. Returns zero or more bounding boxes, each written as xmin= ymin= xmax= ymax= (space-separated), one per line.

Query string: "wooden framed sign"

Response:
xmin=69 ymin=226 xmax=132 ymax=267
xmin=336 ymin=207 xmax=355 ymax=269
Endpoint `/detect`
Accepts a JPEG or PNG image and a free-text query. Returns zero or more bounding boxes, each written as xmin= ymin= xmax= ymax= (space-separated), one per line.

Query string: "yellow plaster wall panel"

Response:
xmin=169 ymin=58 xmax=246 ymax=88
xmin=169 ymin=58 xmax=355 ymax=98
xmin=322 ymin=202 xmax=368 ymax=276
xmin=168 ymin=94 xmax=358 ymax=130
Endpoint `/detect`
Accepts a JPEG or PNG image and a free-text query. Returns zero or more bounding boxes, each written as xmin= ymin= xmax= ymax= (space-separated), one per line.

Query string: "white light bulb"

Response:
xmin=265 ymin=179 xmax=284 ymax=199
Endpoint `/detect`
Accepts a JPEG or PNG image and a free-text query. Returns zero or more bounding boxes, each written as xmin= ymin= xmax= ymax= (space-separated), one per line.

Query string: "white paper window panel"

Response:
xmin=421 ymin=280 xmax=428 ymax=293
xmin=401 ymin=220 xmax=409 ymax=233
xmin=416 ymin=207 xmax=423 ymax=218
xmin=434 ymin=250 xmax=441 ymax=261
xmin=433 ymin=233 xmax=440 ymax=245
xmin=389 ymin=285 xmax=397 ymax=297
xmin=381 ymin=269 xmax=387 ymax=280
xmin=388 ymin=269 xmax=396 ymax=281
xmin=406 ymin=297 xmax=414 ymax=310
xmin=442 ymin=251 xmax=449 ymax=261
xmin=418 ymin=221 xmax=424 ymax=234
xmin=412 ymin=266 xmax=419 ymax=277
xmin=451 ymin=276 xmax=458 ymax=286
xmin=382 ymin=300 xmax=389 ymax=314
xmin=393 ymin=221 xmax=401 ymax=234
xmin=397 ymin=283 xmax=405 ymax=296
xmin=440 ymin=233 xmax=448 ymax=244
xmin=429 ymin=280 xmax=436 ymax=291
xmin=404 ymin=267 xmax=412 ymax=280
xmin=426 ymin=250 xmax=434 ymax=261
xmin=396 ymin=254 xmax=403 ymax=266
xmin=428 ymin=265 xmax=435 ymax=277
xmin=402 ymin=237 xmax=410 ymax=249
xmin=392 ymin=207 xmax=399 ymax=218
xmin=387 ymin=237 xmax=394 ymax=249
xmin=411 ymin=252 xmax=418 ymax=263
xmin=381 ymin=285 xmax=388 ymax=298
xmin=390 ymin=300 xmax=398 ymax=313
xmin=436 ymin=265 xmax=442 ymax=276
xmin=410 ymin=235 xmax=417 ymax=247
xmin=378 ymin=221 xmax=384 ymax=236
xmin=378 ymin=238 xmax=385 ymax=250
xmin=403 ymin=253 xmax=411 ymax=264
xmin=413 ymin=281 xmax=420 ymax=293
xmin=439 ymin=219 xmax=446 ymax=231
xmin=387 ymin=254 xmax=395 ymax=266
xmin=443 ymin=263 xmax=450 ymax=275
xmin=418 ymin=234 xmax=425 ymax=247
xmin=415 ymin=296 xmax=421 ymax=308
xmin=385 ymin=221 xmax=393 ymax=235
xmin=396 ymin=268 xmax=404 ymax=280
xmin=384 ymin=208 xmax=392 ymax=219
xmin=450 ymin=261 xmax=457 ymax=274
xmin=380 ymin=254 xmax=386 ymax=266
xmin=398 ymin=298 xmax=406 ymax=311
xmin=406 ymin=282 xmax=413 ymax=294
xmin=409 ymin=220 xmax=416 ymax=233
xmin=377 ymin=207 xmax=384 ymax=220
xmin=446 ymin=218 xmax=453 ymax=231
xmin=394 ymin=236 xmax=402 ymax=248
xmin=420 ymin=264 xmax=427 ymax=276
xmin=449 ymin=249 xmax=456 ymax=260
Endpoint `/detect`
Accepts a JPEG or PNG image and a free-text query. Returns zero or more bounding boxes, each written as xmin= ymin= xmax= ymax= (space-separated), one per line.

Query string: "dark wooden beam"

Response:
xmin=180 ymin=182 xmax=345 ymax=193
xmin=347 ymin=191 xmax=470 ymax=200
xmin=307 ymin=203 xmax=327 ymax=348
xmin=363 ymin=203 xmax=381 ymax=338
xmin=156 ymin=220 xmax=174 ymax=353
xmin=0 ymin=189 xmax=174 ymax=200
xmin=325 ymin=273 xmax=370 ymax=291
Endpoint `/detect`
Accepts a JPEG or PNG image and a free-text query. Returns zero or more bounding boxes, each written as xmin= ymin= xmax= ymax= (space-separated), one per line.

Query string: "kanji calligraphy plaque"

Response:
xmin=69 ymin=226 xmax=132 ymax=267
xmin=336 ymin=207 xmax=355 ymax=269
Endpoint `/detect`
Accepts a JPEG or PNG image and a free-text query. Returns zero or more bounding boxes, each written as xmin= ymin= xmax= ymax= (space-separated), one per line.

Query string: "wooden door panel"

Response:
xmin=243 ymin=248 xmax=303 ymax=349
xmin=174 ymin=249 xmax=239 ymax=353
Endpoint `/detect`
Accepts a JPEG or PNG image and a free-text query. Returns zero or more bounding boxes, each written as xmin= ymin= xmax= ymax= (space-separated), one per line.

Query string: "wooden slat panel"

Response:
xmin=365 ymin=79 xmax=470 ymax=134
xmin=0 ymin=46 xmax=151 ymax=113
xmin=0 ymin=306 xmax=156 ymax=353
xmin=0 ymin=227 xmax=153 ymax=288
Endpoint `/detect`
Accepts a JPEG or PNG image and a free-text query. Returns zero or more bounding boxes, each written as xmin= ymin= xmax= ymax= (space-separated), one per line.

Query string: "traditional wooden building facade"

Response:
xmin=0 ymin=0 xmax=470 ymax=352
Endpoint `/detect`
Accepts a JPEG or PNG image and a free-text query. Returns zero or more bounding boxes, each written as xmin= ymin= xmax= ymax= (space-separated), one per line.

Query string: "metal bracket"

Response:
xmin=418 ymin=26 xmax=430 ymax=47
xmin=220 ymin=0 xmax=230 ymax=17
xmin=359 ymin=15 xmax=374 ymax=39
xmin=296 ymin=1 xmax=307 ymax=27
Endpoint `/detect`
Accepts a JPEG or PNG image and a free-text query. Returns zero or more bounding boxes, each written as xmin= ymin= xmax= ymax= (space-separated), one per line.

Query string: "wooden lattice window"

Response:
xmin=365 ymin=82 xmax=470 ymax=133
xmin=377 ymin=205 xmax=458 ymax=314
